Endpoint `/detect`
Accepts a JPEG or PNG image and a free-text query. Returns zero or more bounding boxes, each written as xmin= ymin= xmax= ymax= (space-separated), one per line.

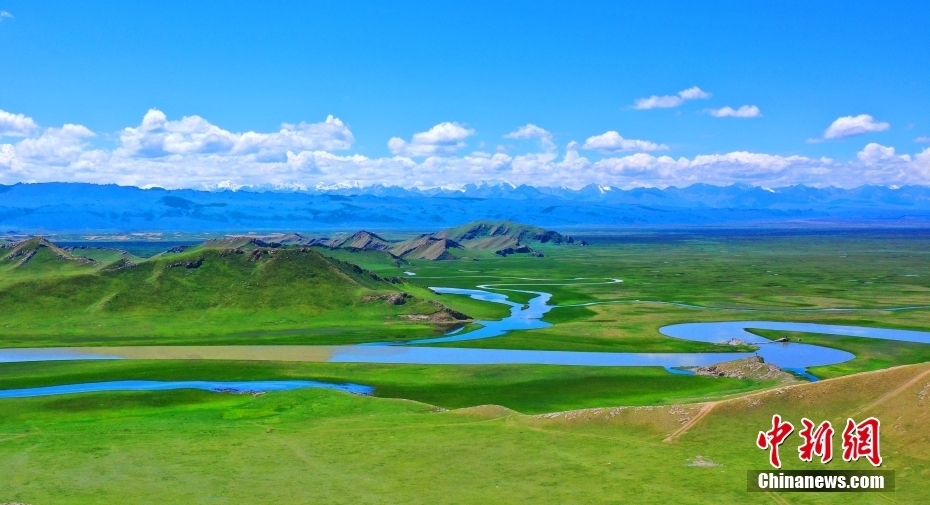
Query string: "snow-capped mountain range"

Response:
xmin=2 ymin=182 xmax=930 ymax=233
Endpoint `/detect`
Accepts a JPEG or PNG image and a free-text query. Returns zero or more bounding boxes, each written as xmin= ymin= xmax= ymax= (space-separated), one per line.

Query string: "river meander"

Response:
xmin=2 ymin=282 xmax=930 ymax=397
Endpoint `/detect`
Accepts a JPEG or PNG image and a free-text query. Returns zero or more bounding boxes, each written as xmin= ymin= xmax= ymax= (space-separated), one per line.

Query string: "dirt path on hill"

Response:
xmin=663 ymin=403 xmax=716 ymax=443
xmin=851 ymin=366 xmax=930 ymax=418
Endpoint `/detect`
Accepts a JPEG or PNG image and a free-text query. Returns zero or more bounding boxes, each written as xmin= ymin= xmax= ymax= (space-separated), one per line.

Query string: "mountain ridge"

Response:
xmin=300 ymin=220 xmax=575 ymax=260
xmin=3 ymin=182 xmax=930 ymax=233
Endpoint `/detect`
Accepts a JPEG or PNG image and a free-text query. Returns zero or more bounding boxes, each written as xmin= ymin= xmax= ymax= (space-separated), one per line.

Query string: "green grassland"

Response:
xmin=0 ymin=239 xmax=100 ymax=289
xmin=0 ymin=360 xmax=777 ymax=414
xmin=0 ymin=239 xmax=504 ymax=347
xmin=7 ymin=230 xmax=930 ymax=349
xmin=3 ymin=230 xmax=930 ymax=379
xmin=405 ymin=231 xmax=930 ymax=373
xmin=1 ymin=363 xmax=927 ymax=504
xmin=2 ymin=231 xmax=929 ymax=368
xmin=403 ymin=231 xmax=930 ymax=310
xmin=426 ymin=301 xmax=930 ymax=360
xmin=2 ymin=230 xmax=930 ymax=502
xmin=63 ymin=245 xmax=147 ymax=265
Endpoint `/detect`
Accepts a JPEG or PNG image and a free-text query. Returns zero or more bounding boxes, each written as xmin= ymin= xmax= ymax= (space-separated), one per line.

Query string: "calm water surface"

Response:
xmin=0 ymin=380 xmax=373 ymax=399
xmin=3 ymin=287 xmax=930 ymax=387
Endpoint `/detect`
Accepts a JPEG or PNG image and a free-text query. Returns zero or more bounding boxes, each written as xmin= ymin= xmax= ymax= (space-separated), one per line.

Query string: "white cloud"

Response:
xmin=4 ymin=108 xmax=930 ymax=190
xmin=388 ymin=122 xmax=475 ymax=157
xmin=822 ymin=114 xmax=890 ymax=140
xmin=678 ymin=87 xmax=711 ymax=100
xmin=633 ymin=86 xmax=711 ymax=110
xmin=115 ymin=109 xmax=353 ymax=161
xmin=15 ymin=124 xmax=98 ymax=166
xmin=915 ymin=136 xmax=930 ymax=143
xmin=915 ymin=148 xmax=930 ymax=173
xmin=581 ymin=131 xmax=668 ymax=153
xmin=504 ymin=124 xmax=555 ymax=151
xmin=0 ymin=11 xmax=13 ymax=21
xmin=0 ymin=110 xmax=38 ymax=137
xmin=0 ymin=144 xmax=14 ymax=169
xmin=856 ymin=143 xmax=910 ymax=165
xmin=707 ymin=105 xmax=762 ymax=118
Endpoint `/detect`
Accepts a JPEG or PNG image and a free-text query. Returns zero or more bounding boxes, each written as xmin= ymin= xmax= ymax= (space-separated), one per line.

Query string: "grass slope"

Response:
xmin=0 ymin=244 xmax=462 ymax=346
xmin=0 ymin=237 xmax=101 ymax=288
xmin=0 ymin=363 xmax=925 ymax=504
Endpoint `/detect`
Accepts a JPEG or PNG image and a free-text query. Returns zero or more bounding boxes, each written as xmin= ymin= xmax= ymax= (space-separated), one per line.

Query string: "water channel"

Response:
xmin=0 ymin=380 xmax=374 ymax=399
xmin=3 ymin=283 xmax=930 ymax=397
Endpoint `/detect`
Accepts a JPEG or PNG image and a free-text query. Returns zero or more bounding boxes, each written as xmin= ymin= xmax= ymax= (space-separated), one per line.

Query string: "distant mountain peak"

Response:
xmin=2 ymin=182 xmax=930 ymax=233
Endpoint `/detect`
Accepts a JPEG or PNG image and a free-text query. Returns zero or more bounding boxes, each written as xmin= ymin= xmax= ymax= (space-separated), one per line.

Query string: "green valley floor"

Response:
xmin=1 ymin=362 xmax=927 ymax=504
xmin=2 ymin=229 xmax=930 ymax=503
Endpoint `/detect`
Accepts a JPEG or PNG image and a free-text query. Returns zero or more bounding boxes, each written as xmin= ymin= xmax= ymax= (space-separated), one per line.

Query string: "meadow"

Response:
xmin=0 ymin=360 xmax=777 ymax=414
xmin=0 ymin=239 xmax=507 ymax=347
xmin=2 ymin=228 xmax=930 ymax=503
xmin=1 ymin=362 xmax=927 ymax=504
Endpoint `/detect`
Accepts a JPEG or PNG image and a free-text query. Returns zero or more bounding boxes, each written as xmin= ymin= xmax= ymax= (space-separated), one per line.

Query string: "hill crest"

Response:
xmin=315 ymin=220 xmax=576 ymax=260
xmin=1 ymin=237 xmax=97 ymax=269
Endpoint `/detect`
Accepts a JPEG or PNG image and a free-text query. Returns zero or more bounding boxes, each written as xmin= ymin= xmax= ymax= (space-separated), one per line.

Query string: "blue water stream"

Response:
xmin=0 ymin=380 xmax=373 ymax=399
xmin=2 ymin=283 xmax=930 ymax=397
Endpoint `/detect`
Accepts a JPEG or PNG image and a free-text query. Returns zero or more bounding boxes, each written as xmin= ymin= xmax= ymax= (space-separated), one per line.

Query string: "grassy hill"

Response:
xmin=311 ymin=220 xmax=578 ymax=260
xmin=432 ymin=220 xmax=571 ymax=249
xmin=0 ymin=238 xmax=475 ymax=347
xmin=390 ymin=235 xmax=465 ymax=260
xmin=330 ymin=231 xmax=394 ymax=251
xmin=0 ymin=237 xmax=102 ymax=288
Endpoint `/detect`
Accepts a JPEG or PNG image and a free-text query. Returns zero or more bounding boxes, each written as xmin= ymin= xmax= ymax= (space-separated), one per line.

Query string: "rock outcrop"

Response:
xmin=362 ymin=292 xmax=413 ymax=305
xmin=400 ymin=306 xmax=472 ymax=323
xmin=687 ymin=356 xmax=796 ymax=382
xmin=167 ymin=256 xmax=204 ymax=269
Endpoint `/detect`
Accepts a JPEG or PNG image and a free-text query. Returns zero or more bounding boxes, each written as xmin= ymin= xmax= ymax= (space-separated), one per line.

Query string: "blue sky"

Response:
xmin=1 ymin=1 xmax=929 ymax=190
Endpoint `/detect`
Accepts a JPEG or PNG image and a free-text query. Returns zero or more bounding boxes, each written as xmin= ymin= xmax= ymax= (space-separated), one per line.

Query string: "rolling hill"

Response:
xmin=311 ymin=220 xmax=579 ymax=260
xmin=329 ymin=230 xmax=394 ymax=251
xmin=0 ymin=237 xmax=466 ymax=346
xmin=0 ymin=237 xmax=104 ymax=287
xmin=432 ymin=220 xmax=572 ymax=249
xmin=2 ymin=237 xmax=97 ymax=268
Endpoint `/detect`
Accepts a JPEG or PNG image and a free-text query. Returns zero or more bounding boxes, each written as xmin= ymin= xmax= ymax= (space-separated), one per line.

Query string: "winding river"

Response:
xmin=2 ymin=279 xmax=930 ymax=397
xmin=0 ymin=380 xmax=374 ymax=399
